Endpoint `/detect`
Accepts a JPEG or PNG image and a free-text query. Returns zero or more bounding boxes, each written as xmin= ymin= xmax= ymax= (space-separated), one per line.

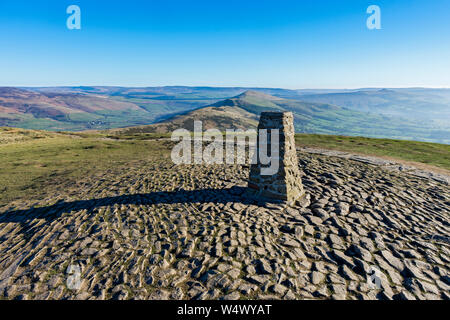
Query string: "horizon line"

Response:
xmin=2 ymin=85 xmax=450 ymax=90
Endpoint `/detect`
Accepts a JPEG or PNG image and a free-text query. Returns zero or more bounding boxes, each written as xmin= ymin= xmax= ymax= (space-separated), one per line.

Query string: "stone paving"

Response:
xmin=0 ymin=151 xmax=449 ymax=300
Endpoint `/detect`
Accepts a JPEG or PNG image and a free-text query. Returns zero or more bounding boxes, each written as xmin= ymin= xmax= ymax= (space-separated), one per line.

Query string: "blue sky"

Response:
xmin=0 ymin=0 xmax=449 ymax=88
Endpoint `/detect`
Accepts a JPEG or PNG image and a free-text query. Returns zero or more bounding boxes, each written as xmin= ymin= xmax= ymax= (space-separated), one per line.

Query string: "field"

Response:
xmin=0 ymin=128 xmax=173 ymax=206
xmin=1 ymin=127 xmax=448 ymax=207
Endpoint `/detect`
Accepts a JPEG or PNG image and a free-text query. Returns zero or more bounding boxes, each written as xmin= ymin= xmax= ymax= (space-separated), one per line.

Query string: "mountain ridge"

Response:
xmin=0 ymin=86 xmax=449 ymax=143
xmin=113 ymin=90 xmax=450 ymax=144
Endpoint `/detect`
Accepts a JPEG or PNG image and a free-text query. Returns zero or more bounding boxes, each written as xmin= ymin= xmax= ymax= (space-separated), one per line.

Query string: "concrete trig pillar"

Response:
xmin=248 ymin=112 xmax=305 ymax=205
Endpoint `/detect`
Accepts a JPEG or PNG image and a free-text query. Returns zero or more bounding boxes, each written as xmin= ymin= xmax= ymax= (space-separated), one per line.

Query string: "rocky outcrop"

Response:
xmin=0 ymin=144 xmax=448 ymax=300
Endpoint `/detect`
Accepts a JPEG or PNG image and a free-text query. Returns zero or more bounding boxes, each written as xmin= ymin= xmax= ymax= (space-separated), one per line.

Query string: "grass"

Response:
xmin=0 ymin=127 xmax=448 ymax=206
xmin=104 ymin=130 xmax=450 ymax=170
xmin=295 ymin=134 xmax=450 ymax=170
xmin=0 ymin=128 xmax=173 ymax=205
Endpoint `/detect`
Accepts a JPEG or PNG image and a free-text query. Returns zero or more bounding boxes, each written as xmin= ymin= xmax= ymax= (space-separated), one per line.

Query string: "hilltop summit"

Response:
xmin=236 ymin=90 xmax=283 ymax=100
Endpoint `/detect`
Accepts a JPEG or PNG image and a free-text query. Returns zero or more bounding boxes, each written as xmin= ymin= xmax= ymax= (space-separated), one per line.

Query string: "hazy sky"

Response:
xmin=0 ymin=0 xmax=449 ymax=88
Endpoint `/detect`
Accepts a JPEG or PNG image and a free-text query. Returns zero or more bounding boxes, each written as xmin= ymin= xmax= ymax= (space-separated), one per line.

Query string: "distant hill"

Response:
xmin=0 ymin=87 xmax=154 ymax=131
xmin=299 ymin=88 xmax=450 ymax=126
xmin=1 ymin=86 xmax=449 ymax=143
xmin=113 ymin=90 xmax=450 ymax=144
xmin=117 ymin=103 xmax=259 ymax=134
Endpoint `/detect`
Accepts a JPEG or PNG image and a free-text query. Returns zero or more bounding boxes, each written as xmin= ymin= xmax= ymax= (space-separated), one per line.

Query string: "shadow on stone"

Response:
xmin=0 ymin=186 xmax=283 ymax=225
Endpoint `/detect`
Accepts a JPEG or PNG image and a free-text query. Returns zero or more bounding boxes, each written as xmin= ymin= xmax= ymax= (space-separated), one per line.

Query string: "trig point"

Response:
xmin=248 ymin=112 xmax=305 ymax=205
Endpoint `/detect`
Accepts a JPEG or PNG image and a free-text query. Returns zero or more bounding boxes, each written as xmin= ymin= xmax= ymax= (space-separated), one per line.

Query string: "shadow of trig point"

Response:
xmin=248 ymin=111 xmax=306 ymax=206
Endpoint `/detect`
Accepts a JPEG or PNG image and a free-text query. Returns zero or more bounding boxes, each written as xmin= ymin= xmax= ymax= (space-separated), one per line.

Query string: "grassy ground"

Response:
xmin=0 ymin=127 xmax=448 ymax=205
xmin=295 ymin=134 xmax=450 ymax=171
xmin=0 ymin=128 xmax=173 ymax=205
xmin=105 ymin=130 xmax=450 ymax=170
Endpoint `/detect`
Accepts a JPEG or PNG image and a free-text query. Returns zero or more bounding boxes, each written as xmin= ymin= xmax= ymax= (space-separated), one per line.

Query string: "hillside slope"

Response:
xmin=0 ymin=87 xmax=158 ymax=131
xmin=116 ymin=105 xmax=259 ymax=134
xmin=299 ymin=88 xmax=450 ymax=126
xmin=115 ymin=91 xmax=450 ymax=144
xmin=1 ymin=86 xmax=449 ymax=143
